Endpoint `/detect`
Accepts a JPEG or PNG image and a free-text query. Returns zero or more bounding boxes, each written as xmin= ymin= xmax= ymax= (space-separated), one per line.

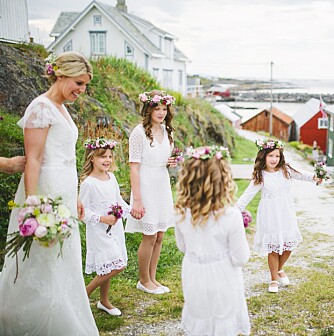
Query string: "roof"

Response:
xmin=48 ymin=0 xmax=185 ymax=60
xmin=206 ymin=84 xmax=236 ymax=92
xmin=241 ymin=106 xmax=293 ymax=125
xmin=214 ymin=103 xmax=241 ymax=123
xmin=324 ymin=104 xmax=334 ymax=115
xmin=292 ymin=98 xmax=322 ymax=127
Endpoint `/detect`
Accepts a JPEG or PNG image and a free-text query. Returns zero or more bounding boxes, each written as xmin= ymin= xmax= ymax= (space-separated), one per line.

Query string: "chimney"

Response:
xmin=116 ymin=0 xmax=127 ymax=12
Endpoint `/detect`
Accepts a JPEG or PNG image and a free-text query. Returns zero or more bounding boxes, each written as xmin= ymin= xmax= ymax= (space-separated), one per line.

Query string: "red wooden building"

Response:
xmin=293 ymin=98 xmax=328 ymax=153
xmin=241 ymin=106 xmax=295 ymax=142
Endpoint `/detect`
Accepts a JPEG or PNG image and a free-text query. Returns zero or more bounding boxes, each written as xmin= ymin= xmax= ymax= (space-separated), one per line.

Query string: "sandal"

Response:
xmin=268 ymin=280 xmax=279 ymax=293
xmin=278 ymin=270 xmax=290 ymax=286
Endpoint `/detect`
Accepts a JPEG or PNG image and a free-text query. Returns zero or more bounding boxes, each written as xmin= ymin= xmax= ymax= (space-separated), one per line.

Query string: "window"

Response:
xmin=63 ymin=40 xmax=72 ymax=52
xmin=90 ymin=32 xmax=106 ymax=55
xmin=94 ymin=15 xmax=102 ymax=25
xmin=163 ymin=69 xmax=173 ymax=89
xmin=318 ymin=118 xmax=328 ymax=129
xmin=152 ymin=68 xmax=159 ymax=79
xmin=328 ymin=139 xmax=333 ymax=158
xmin=330 ymin=115 xmax=334 ymax=132
xmin=125 ymin=42 xmax=133 ymax=56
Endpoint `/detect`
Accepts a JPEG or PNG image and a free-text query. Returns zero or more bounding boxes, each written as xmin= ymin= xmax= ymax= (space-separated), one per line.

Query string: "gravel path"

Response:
xmin=109 ymin=131 xmax=334 ymax=336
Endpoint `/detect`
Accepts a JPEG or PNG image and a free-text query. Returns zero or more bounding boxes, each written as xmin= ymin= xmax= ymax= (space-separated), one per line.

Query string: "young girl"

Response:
xmin=125 ymin=90 xmax=177 ymax=294
xmin=175 ymin=145 xmax=251 ymax=336
xmin=79 ymin=138 xmax=130 ymax=316
xmin=236 ymin=139 xmax=321 ymax=293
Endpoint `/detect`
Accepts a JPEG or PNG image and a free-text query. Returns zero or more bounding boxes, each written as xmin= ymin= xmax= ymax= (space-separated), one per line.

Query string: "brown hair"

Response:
xmin=80 ymin=148 xmax=116 ymax=183
xmin=140 ymin=90 xmax=174 ymax=146
xmin=252 ymin=148 xmax=299 ymax=185
xmin=45 ymin=52 xmax=93 ymax=84
xmin=175 ymin=157 xmax=236 ymax=226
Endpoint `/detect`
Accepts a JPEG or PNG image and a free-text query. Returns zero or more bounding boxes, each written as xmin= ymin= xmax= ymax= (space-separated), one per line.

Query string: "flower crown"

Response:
xmin=185 ymin=145 xmax=230 ymax=161
xmin=139 ymin=92 xmax=175 ymax=106
xmin=84 ymin=138 xmax=117 ymax=150
xmin=44 ymin=53 xmax=58 ymax=75
xmin=255 ymin=139 xmax=285 ymax=150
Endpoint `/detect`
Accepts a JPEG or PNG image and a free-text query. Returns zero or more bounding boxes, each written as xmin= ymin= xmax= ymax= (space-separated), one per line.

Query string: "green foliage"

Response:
xmin=232 ymin=135 xmax=258 ymax=164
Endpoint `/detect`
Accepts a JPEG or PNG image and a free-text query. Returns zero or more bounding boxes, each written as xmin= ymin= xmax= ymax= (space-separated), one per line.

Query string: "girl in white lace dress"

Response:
xmin=79 ymin=138 xmax=130 ymax=316
xmin=0 ymin=52 xmax=99 ymax=335
xmin=236 ymin=139 xmax=321 ymax=293
xmin=175 ymin=146 xmax=251 ymax=336
xmin=125 ymin=90 xmax=177 ymax=295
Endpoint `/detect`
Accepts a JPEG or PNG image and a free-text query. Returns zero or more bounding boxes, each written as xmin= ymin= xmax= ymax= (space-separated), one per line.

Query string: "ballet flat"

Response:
xmin=136 ymin=281 xmax=164 ymax=294
xmin=268 ymin=281 xmax=279 ymax=293
xmin=278 ymin=270 xmax=290 ymax=286
xmin=159 ymin=285 xmax=170 ymax=293
xmin=97 ymin=301 xmax=122 ymax=316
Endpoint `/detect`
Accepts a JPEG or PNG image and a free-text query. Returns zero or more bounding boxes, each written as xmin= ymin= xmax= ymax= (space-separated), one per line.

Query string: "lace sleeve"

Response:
xmin=129 ymin=126 xmax=144 ymax=163
xmin=236 ymin=180 xmax=262 ymax=211
xmin=112 ymin=174 xmax=131 ymax=218
xmin=79 ymin=182 xmax=101 ymax=227
xmin=288 ymin=167 xmax=315 ymax=182
xmin=18 ymin=100 xmax=57 ymax=129
xmin=175 ymin=216 xmax=186 ymax=253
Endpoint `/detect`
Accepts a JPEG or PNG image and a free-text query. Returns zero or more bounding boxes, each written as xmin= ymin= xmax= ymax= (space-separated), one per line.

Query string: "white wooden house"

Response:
xmin=0 ymin=0 xmax=29 ymax=43
xmin=48 ymin=0 xmax=188 ymax=95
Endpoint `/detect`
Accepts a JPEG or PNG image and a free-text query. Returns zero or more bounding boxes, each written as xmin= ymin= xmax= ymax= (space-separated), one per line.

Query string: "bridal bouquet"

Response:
xmin=314 ymin=161 xmax=330 ymax=183
xmin=106 ymin=203 xmax=123 ymax=233
xmin=5 ymin=195 xmax=75 ymax=262
xmin=171 ymin=147 xmax=183 ymax=162
xmin=241 ymin=210 xmax=253 ymax=228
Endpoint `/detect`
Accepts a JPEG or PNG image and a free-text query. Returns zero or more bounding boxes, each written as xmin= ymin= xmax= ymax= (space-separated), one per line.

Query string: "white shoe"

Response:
xmin=268 ymin=281 xmax=279 ymax=293
xmin=159 ymin=285 xmax=170 ymax=293
xmin=136 ymin=281 xmax=164 ymax=294
xmin=97 ymin=301 xmax=122 ymax=316
xmin=278 ymin=270 xmax=290 ymax=286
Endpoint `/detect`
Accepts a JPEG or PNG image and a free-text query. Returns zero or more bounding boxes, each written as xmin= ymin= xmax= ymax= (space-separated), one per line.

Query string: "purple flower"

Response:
xmin=0 ymin=116 xmax=4 ymax=121
xmin=19 ymin=218 xmax=38 ymax=236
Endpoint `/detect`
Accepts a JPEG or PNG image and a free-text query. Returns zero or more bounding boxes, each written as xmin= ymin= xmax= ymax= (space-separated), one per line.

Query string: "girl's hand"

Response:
xmin=77 ymin=198 xmax=85 ymax=220
xmin=167 ymin=157 xmax=177 ymax=168
xmin=131 ymin=200 xmax=145 ymax=220
xmin=100 ymin=214 xmax=118 ymax=226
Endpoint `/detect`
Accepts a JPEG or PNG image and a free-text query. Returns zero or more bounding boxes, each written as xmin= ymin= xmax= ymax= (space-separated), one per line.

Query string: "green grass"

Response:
xmin=231 ymin=135 xmax=258 ymax=164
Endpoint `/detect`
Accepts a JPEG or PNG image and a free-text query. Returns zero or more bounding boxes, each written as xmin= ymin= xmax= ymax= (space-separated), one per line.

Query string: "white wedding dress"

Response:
xmin=0 ymin=96 xmax=99 ymax=336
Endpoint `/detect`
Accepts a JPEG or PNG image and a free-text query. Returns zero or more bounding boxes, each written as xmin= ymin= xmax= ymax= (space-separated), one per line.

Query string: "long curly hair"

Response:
xmin=175 ymin=157 xmax=237 ymax=226
xmin=80 ymin=148 xmax=116 ymax=183
xmin=252 ymin=148 xmax=299 ymax=185
xmin=141 ymin=90 xmax=174 ymax=146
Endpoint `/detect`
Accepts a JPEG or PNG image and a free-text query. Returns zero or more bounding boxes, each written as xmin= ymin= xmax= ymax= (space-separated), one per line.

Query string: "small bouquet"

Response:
xmin=314 ymin=161 xmax=330 ymax=185
xmin=106 ymin=203 xmax=123 ymax=233
xmin=241 ymin=210 xmax=253 ymax=228
xmin=171 ymin=147 xmax=183 ymax=162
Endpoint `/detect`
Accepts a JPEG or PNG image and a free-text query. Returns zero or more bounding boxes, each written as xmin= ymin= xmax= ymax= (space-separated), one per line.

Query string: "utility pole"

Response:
xmin=269 ymin=61 xmax=274 ymax=137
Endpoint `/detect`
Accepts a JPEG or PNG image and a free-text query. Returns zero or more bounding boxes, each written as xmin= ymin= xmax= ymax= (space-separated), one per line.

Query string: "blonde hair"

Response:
xmin=45 ymin=52 xmax=93 ymax=84
xmin=175 ymin=157 xmax=236 ymax=226
xmin=141 ymin=90 xmax=174 ymax=146
xmin=80 ymin=148 xmax=116 ymax=183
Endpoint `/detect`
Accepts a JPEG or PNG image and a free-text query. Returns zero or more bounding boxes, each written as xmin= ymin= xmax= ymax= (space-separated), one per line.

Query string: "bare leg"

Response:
xmin=268 ymin=252 xmax=279 ymax=284
xmin=86 ymin=268 xmax=124 ymax=298
xmin=138 ymin=233 xmax=158 ymax=290
xmin=278 ymin=250 xmax=291 ymax=278
xmin=150 ymin=231 xmax=164 ymax=287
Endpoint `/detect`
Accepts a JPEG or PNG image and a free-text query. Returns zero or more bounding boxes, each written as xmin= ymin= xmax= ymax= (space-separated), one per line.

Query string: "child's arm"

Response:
xmin=228 ymin=211 xmax=250 ymax=267
xmin=175 ymin=221 xmax=186 ymax=253
xmin=114 ymin=175 xmax=131 ymax=218
xmin=288 ymin=167 xmax=315 ymax=182
xmin=236 ymin=180 xmax=262 ymax=211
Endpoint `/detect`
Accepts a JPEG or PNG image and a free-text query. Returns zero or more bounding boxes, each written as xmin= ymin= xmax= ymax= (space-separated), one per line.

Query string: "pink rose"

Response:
xmin=34 ymin=225 xmax=48 ymax=238
xmin=40 ymin=204 xmax=52 ymax=213
xmin=19 ymin=218 xmax=38 ymax=236
xmin=139 ymin=93 xmax=148 ymax=102
xmin=25 ymin=195 xmax=41 ymax=206
xmin=18 ymin=206 xmax=34 ymax=225
xmin=152 ymin=95 xmax=162 ymax=103
xmin=215 ymin=152 xmax=223 ymax=159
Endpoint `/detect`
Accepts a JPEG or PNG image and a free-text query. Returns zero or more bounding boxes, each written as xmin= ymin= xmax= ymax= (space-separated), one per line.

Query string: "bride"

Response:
xmin=0 ymin=52 xmax=99 ymax=335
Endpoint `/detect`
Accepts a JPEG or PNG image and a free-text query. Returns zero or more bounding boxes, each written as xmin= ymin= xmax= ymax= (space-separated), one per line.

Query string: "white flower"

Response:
xmin=36 ymin=213 xmax=56 ymax=227
xmin=34 ymin=225 xmax=48 ymax=238
xmin=57 ymin=204 xmax=71 ymax=219
xmin=25 ymin=195 xmax=41 ymax=206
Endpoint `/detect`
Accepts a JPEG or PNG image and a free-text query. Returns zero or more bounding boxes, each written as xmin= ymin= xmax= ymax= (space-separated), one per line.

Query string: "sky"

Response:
xmin=27 ymin=0 xmax=334 ymax=80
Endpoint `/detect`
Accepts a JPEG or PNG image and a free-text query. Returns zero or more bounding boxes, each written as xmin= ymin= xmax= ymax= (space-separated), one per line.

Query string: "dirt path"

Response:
xmin=110 ymin=131 xmax=334 ymax=335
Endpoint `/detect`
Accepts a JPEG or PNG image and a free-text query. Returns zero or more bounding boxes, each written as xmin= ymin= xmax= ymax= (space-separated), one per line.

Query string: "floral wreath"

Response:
xmin=254 ymin=139 xmax=285 ymax=150
xmin=44 ymin=53 xmax=58 ymax=75
xmin=184 ymin=145 xmax=230 ymax=161
xmin=139 ymin=92 xmax=175 ymax=106
xmin=84 ymin=138 xmax=118 ymax=150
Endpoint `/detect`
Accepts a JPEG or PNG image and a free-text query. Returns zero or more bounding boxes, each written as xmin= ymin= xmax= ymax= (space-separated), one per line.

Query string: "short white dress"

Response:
xmin=79 ymin=172 xmax=130 ymax=275
xmin=175 ymin=207 xmax=251 ymax=336
xmin=236 ymin=167 xmax=314 ymax=255
xmin=125 ymin=124 xmax=175 ymax=235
